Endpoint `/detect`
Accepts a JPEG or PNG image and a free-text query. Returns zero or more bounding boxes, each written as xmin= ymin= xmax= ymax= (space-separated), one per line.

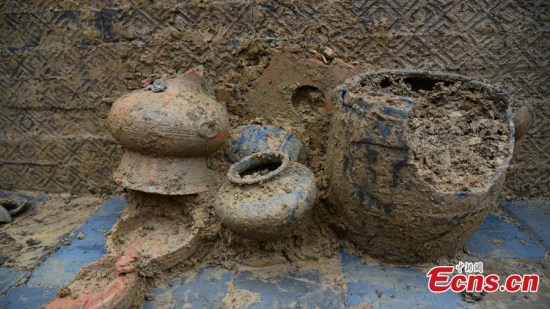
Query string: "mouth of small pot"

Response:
xmin=0 ymin=197 xmax=27 ymax=216
xmin=228 ymin=152 xmax=290 ymax=185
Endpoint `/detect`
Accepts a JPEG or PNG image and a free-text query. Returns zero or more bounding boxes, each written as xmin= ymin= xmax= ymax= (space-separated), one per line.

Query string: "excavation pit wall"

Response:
xmin=0 ymin=0 xmax=548 ymax=198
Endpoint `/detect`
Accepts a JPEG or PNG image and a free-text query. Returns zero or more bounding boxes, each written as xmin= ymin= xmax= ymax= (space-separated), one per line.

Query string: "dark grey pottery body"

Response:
xmin=215 ymin=152 xmax=317 ymax=241
xmin=327 ymin=69 xmax=514 ymax=262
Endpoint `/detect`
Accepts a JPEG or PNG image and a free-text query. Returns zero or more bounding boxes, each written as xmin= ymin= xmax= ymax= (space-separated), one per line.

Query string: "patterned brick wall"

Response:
xmin=0 ymin=0 xmax=548 ymax=196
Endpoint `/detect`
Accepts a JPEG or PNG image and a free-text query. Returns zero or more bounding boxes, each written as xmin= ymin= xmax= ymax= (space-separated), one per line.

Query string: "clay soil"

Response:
xmin=353 ymin=75 xmax=512 ymax=192
xmin=109 ymin=210 xmax=194 ymax=259
xmin=64 ymin=255 xmax=119 ymax=296
xmin=0 ymin=193 xmax=106 ymax=270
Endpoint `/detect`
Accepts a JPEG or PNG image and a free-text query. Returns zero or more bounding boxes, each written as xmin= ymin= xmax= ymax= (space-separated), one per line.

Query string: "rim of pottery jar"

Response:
xmin=342 ymin=69 xmax=513 ymax=195
xmin=227 ymin=152 xmax=290 ymax=185
xmin=356 ymin=69 xmax=507 ymax=102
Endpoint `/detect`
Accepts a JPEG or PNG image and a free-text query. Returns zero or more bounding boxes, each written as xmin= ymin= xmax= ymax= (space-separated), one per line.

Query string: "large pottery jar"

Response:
xmin=215 ymin=152 xmax=317 ymax=240
xmin=328 ymin=69 xmax=514 ymax=262
xmin=109 ymin=70 xmax=230 ymax=195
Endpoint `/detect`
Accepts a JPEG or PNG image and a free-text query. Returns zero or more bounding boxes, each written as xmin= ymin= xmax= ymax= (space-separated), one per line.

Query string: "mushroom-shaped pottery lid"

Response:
xmin=108 ymin=72 xmax=230 ymax=157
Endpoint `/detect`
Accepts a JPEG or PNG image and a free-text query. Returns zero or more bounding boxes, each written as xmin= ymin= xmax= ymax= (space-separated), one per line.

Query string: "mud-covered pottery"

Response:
xmin=45 ymin=255 xmax=142 ymax=309
xmin=106 ymin=194 xmax=201 ymax=273
xmin=328 ymin=69 xmax=514 ymax=262
xmin=224 ymin=125 xmax=304 ymax=163
xmin=215 ymin=152 xmax=317 ymax=240
xmin=113 ymin=151 xmax=212 ymax=195
xmin=108 ymin=70 xmax=230 ymax=195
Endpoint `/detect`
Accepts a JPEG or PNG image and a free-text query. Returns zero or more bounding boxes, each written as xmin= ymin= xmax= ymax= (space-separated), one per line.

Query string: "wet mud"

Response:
xmin=352 ymin=73 xmax=512 ymax=192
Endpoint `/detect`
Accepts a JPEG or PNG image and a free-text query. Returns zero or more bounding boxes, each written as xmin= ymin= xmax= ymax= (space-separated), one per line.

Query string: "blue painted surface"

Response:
xmin=27 ymin=197 xmax=128 ymax=288
xmin=26 ymin=246 xmax=106 ymax=288
xmin=455 ymin=192 xmax=469 ymax=200
xmin=234 ymin=270 xmax=344 ymax=308
xmin=466 ymin=213 xmax=545 ymax=259
xmin=0 ymin=268 xmax=29 ymax=295
xmin=341 ymin=252 xmax=465 ymax=309
xmin=0 ymin=197 xmax=128 ymax=309
xmin=224 ymin=125 xmax=304 ymax=163
xmin=0 ymin=287 xmax=56 ymax=309
xmin=144 ymin=267 xmax=231 ymax=309
xmin=145 ymin=267 xmax=343 ymax=308
xmin=500 ymin=200 xmax=550 ymax=251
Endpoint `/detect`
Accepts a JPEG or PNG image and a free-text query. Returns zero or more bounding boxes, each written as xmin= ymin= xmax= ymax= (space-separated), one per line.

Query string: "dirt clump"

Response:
xmin=69 ymin=256 xmax=119 ymax=296
xmin=0 ymin=193 xmax=105 ymax=270
xmin=48 ymin=254 xmax=144 ymax=309
xmin=408 ymin=83 xmax=510 ymax=192
xmin=222 ymin=282 xmax=261 ymax=308
xmin=355 ymin=74 xmax=511 ymax=192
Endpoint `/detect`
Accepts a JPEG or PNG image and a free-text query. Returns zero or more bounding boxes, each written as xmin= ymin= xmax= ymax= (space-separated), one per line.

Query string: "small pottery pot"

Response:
xmin=224 ymin=125 xmax=304 ymax=163
xmin=328 ymin=69 xmax=514 ymax=262
xmin=108 ymin=70 xmax=230 ymax=195
xmin=215 ymin=152 xmax=317 ymax=240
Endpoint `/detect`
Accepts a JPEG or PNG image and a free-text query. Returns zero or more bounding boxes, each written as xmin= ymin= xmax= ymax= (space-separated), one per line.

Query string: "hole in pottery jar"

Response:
xmin=228 ymin=152 xmax=290 ymax=185
xmin=402 ymin=77 xmax=453 ymax=92
xmin=291 ymin=85 xmax=326 ymax=109
xmin=380 ymin=77 xmax=392 ymax=88
xmin=198 ymin=120 xmax=219 ymax=139
xmin=240 ymin=161 xmax=282 ymax=178
xmin=0 ymin=198 xmax=25 ymax=212
xmin=1 ymin=201 xmax=19 ymax=211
